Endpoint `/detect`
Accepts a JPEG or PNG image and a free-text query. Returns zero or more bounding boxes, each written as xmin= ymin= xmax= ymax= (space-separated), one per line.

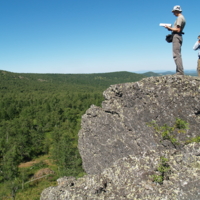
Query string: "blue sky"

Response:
xmin=0 ymin=0 xmax=200 ymax=74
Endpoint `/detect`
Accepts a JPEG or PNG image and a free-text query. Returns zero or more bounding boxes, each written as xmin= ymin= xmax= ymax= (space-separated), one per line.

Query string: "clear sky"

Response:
xmin=0 ymin=0 xmax=200 ymax=74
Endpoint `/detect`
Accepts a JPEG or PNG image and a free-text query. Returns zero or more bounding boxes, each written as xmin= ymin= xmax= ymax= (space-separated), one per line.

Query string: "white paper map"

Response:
xmin=159 ymin=23 xmax=172 ymax=27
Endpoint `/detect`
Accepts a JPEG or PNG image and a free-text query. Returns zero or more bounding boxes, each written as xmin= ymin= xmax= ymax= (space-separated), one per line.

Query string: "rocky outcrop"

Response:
xmin=78 ymin=75 xmax=200 ymax=174
xmin=41 ymin=143 xmax=200 ymax=200
xmin=41 ymin=75 xmax=200 ymax=200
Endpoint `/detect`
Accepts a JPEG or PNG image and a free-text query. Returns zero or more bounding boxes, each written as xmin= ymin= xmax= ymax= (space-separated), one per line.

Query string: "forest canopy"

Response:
xmin=0 ymin=70 xmax=146 ymax=199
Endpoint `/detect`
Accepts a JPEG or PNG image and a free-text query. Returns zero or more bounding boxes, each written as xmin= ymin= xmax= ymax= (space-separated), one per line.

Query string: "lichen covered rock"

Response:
xmin=79 ymin=75 xmax=200 ymax=174
xmin=41 ymin=143 xmax=200 ymax=200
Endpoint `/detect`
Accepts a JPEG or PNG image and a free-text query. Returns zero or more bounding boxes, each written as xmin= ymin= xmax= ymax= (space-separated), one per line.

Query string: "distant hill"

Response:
xmin=184 ymin=71 xmax=198 ymax=76
xmin=160 ymin=71 xmax=174 ymax=75
xmin=142 ymin=71 xmax=161 ymax=77
xmin=0 ymin=70 xmax=146 ymax=92
xmin=160 ymin=70 xmax=198 ymax=76
xmin=141 ymin=70 xmax=198 ymax=77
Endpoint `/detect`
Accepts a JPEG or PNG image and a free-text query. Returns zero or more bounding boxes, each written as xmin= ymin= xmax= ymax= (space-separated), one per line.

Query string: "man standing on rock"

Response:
xmin=193 ymin=35 xmax=200 ymax=76
xmin=165 ymin=5 xmax=186 ymax=75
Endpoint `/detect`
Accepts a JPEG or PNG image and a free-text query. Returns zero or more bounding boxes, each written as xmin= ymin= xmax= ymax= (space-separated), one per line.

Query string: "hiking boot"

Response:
xmin=174 ymin=72 xmax=184 ymax=75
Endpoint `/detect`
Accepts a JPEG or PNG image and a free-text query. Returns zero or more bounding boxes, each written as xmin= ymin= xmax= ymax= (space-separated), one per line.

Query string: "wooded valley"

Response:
xmin=0 ymin=70 xmax=146 ymax=199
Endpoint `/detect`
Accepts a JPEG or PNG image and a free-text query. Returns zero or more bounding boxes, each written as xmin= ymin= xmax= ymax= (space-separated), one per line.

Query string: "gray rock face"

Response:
xmin=78 ymin=75 xmax=200 ymax=174
xmin=41 ymin=75 xmax=200 ymax=200
xmin=41 ymin=143 xmax=200 ymax=200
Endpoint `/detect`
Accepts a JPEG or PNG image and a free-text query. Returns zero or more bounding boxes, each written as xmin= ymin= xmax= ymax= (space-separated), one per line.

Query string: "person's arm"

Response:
xmin=165 ymin=16 xmax=182 ymax=32
xmin=193 ymin=41 xmax=200 ymax=50
xmin=165 ymin=25 xmax=181 ymax=32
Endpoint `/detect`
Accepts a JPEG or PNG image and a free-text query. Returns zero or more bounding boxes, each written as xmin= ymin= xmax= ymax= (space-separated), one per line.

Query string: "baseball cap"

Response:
xmin=172 ymin=5 xmax=182 ymax=12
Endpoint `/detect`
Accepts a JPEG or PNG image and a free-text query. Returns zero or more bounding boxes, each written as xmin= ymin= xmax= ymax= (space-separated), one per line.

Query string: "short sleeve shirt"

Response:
xmin=173 ymin=14 xmax=186 ymax=31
